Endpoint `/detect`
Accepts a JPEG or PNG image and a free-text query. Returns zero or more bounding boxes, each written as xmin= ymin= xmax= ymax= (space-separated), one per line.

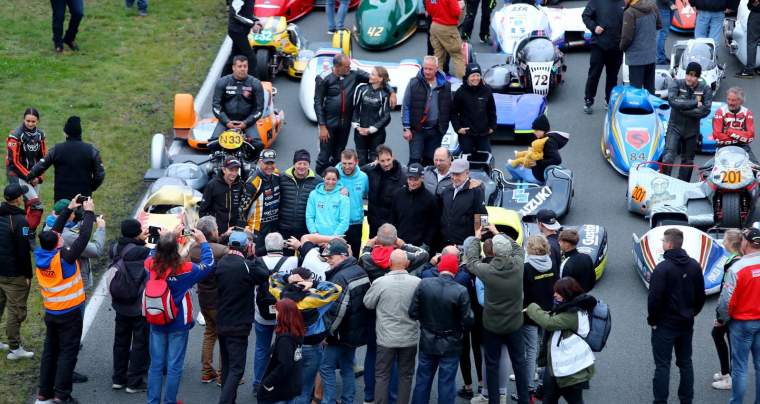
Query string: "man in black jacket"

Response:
xmin=279 ymin=150 xmax=322 ymax=244
xmin=439 ymin=158 xmax=487 ymax=246
xmin=0 ymin=184 xmax=34 ymax=357
xmin=26 ymin=116 xmax=105 ymax=201
xmin=320 ymin=239 xmax=371 ymax=404
xmin=661 ymin=62 xmax=713 ymax=181
xmin=365 ymin=145 xmax=407 ymax=237
xmin=451 ymin=63 xmax=497 ymax=154
xmin=215 ymin=231 xmax=269 ymax=404
xmin=409 ymin=254 xmax=474 ymax=404
xmin=582 ymin=0 xmax=625 ymax=113
xmin=736 ymin=0 xmax=760 ymax=77
xmin=109 ymin=219 xmax=151 ymax=393
xmin=558 ymin=229 xmax=596 ymax=293
xmin=647 ymin=227 xmax=706 ymax=404
xmin=390 ymin=163 xmax=438 ymax=251
xmin=212 ymin=55 xmax=265 ymax=148
xmin=199 ymin=157 xmax=246 ymax=234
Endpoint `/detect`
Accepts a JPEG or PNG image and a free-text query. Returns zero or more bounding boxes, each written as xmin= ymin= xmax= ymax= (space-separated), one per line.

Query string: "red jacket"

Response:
xmin=425 ymin=0 xmax=461 ymax=26
xmin=721 ymin=253 xmax=760 ymax=322
xmin=712 ymin=104 xmax=755 ymax=146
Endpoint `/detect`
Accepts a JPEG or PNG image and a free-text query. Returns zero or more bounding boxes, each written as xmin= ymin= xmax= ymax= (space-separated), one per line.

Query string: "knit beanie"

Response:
xmin=63 ymin=116 xmax=82 ymax=138
xmin=491 ymin=234 xmax=513 ymax=257
xmin=532 ymin=115 xmax=550 ymax=132
xmin=121 ymin=218 xmax=143 ymax=238
xmin=438 ymin=254 xmax=459 ymax=275
xmin=293 ymin=149 xmax=311 ymax=164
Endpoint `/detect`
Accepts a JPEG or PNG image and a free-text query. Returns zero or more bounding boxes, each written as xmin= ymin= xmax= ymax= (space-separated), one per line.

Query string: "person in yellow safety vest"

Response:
xmin=34 ymin=195 xmax=101 ymax=404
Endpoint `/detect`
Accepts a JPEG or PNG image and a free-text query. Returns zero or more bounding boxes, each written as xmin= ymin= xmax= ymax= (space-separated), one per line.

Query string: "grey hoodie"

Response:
xmin=525 ymin=254 xmax=552 ymax=273
xmin=620 ymin=0 xmax=662 ymax=66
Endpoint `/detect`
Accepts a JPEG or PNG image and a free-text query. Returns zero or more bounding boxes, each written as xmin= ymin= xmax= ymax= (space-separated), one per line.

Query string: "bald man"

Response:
xmin=364 ymin=249 xmax=422 ymax=404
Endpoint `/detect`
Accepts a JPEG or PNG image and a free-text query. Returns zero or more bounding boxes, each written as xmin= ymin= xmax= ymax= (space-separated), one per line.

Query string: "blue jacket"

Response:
xmin=336 ymin=164 xmax=369 ymax=225
xmin=306 ymin=183 xmax=350 ymax=236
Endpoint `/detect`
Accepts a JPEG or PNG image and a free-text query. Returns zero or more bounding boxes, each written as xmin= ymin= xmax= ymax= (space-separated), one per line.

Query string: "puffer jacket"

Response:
xmin=365 ymin=160 xmax=407 ymax=233
xmin=212 ymin=74 xmax=265 ymax=128
xmin=352 ymin=83 xmax=392 ymax=132
xmin=620 ymin=0 xmax=661 ymax=66
xmin=402 ymin=70 xmax=452 ymax=134
xmin=531 ymin=131 xmax=569 ymax=183
xmin=279 ymin=167 xmax=322 ymax=239
xmin=109 ymin=237 xmax=151 ymax=317
xmin=305 ymin=183 xmax=350 ymax=236
xmin=325 ymin=257 xmax=371 ymax=347
xmin=582 ymin=0 xmax=625 ymax=51
xmin=451 ymin=79 xmax=497 ymax=137
xmin=408 ymin=274 xmax=474 ymax=356
xmin=359 ymin=243 xmax=430 ymax=282
xmin=439 ymin=178 xmax=487 ymax=246
xmin=199 ymin=172 xmax=246 ymax=234
xmin=667 ymin=78 xmax=713 ymax=139
xmin=314 ymin=70 xmax=372 ymax=129
xmin=422 ymin=165 xmax=453 ymax=196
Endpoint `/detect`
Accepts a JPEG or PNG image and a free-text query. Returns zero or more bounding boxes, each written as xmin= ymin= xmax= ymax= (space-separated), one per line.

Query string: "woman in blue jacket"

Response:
xmin=305 ymin=167 xmax=350 ymax=236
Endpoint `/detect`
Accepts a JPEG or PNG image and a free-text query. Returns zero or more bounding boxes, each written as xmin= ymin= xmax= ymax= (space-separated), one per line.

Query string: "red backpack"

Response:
xmin=142 ymin=265 xmax=178 ymax=326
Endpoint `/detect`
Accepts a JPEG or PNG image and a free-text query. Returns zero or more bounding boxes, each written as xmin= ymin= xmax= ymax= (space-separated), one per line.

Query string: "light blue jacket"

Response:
xmin=306 ymin=183 xmax=350 ymax=236
xmin=336 ymin=164 xmax=369 ymax=225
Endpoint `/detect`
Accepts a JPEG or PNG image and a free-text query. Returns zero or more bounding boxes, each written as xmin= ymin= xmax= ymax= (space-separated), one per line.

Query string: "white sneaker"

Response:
xmin=713 ymin=372 xmax=728 ymax=381
xmin=499 ymin=394 xmax=507 ymax=404
xmin=471 ymin=394 xmax=489 ymax=404
xmin=0 ymin=342 xmax=8 ymax=350
xmin=712 ymin=375 xmax=732 ymax=390
xmin=509 ymin=373 xmax=538 ymax=381
xmin=7 ymin=346 xmax=34 ymax=360
xmin=34 ymin=399 xmax=53 ymax=404
xmin=112 ymin=383 xmax=124 ymax=390
xmin=197 ymin=311 xmax=206 ymax=326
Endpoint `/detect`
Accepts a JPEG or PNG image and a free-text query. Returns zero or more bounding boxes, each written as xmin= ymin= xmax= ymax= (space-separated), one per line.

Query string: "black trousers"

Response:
xmin=39 ymin=308 xmax=83 ymax=400
xmin=218 ymin=334 xmax=249 ymax=404
xmin=226 ymin=29 xmax=256 ymax=77
xmin=112 ymin=313 xmax=149 ymax=388
xmin=316 ymin=125 xmax=351 ymax=175
xmin=459 ymin=134 xmax=492 ymax=155
xmin=459 ymin=302 xmax=483 ymax=386
xmin=746 ymin=11 xmax=760 ymax=69
xmin=661 ymin=129 xmax=698 ymax=182
xmin=628 ymin=63 xmax=656 ymax=95
xmin=460 ymin=0 xmax=496 ymax=39
xmin=651 ymin=325 xmax=694 ymax=404
xmin=711 ymin=324 xmax=731 ymax=376
xmin=51 ymin=0 xmax=84 ymax=47
xmin=482 ymin=329 xmax=529 ymax=404
xmin=355 ymin=129 xmax=387 ymax=167
xmin=584 ymin=45 xmax=623 ymax=105
xmin=541 ymin=372 xmax=585 ymax=404
xmin=346 ymin=223 xmax=363 ymax=258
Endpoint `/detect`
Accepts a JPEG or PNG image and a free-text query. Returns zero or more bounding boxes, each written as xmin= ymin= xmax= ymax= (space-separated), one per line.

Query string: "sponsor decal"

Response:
xmin=581 ymin=225 xmax=598 ymax=246
xmin=512 ymin=188 xmax=529 ymax=204
xmin=650 ymin=177 xmax=675 ymax=205
xmin=518 ymin=186 xmax=552 ymax=216
xmin=626 ymin=128 xmax=650 ymax=150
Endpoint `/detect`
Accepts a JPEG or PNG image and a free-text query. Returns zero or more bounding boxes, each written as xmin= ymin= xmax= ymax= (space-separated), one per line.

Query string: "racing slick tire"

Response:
xmin=150 ymin=133 xmax=168 ymax=171
xmin=255 ymin=48 xmax=272 ymax=82
xmin=720 ymin=192 xmax=742 ymax=228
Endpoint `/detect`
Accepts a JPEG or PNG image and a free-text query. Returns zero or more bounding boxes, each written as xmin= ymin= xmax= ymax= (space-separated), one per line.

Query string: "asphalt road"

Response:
xmin=68 ymin=4 xmax=760 ymax=404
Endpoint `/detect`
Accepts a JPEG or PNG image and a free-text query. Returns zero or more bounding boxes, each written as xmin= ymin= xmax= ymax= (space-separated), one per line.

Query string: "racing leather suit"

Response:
xmin=351 ymin=83 xmax=392 ymax=166
xmin=226 ymin=0 xmax=258 ymax=74
xmin=211 ymin=74 xmax=265 ymax=150
xmin=6 ymin=125 xmax=46 ymax=230
xmin=661 ymin=78 xmax=712 ymax=182
xmin=713 ymin=104 xmax=757 ymax=161
xmin=242 ymin=167 xmax=280 ymax=256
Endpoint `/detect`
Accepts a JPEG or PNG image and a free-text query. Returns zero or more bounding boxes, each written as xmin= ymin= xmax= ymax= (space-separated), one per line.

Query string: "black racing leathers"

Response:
xmin=26 ymin=136 xmax=105 ymax=201
xmin=199 ymin=173 xmax=246 ymax=234
xmin=315 ymin=70 xmax=373 ymax=129
xmin=352 ymin=83 xmax=392 ymax=131
xmin=228 ymin=0 xmax=256 ymax=34
xmin=662 ymin=79 xmax=713 ymax=181
xmin=212 ymin=74 xmax=265 ymax=128
xmin=242 ymin=168 xmax=280 ymax=256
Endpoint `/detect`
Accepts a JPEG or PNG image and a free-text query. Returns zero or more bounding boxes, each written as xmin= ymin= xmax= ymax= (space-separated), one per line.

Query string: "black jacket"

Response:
xmin=390 ymin=185 xmax=438 ymax=249
xmin=647 ymin=248 xmax=706 ymax=327
xmin=228 ymin=0 xmax=257 ymax=34
xmin=215 ymin=253 xmax=269 ymax=336
xmin=257 ymin=333 xmax=303 ymax=402
xmin=109 ymin=237 xmax=151 ymax=317
xmin=546 ymin=232 xmax=562 ymax=275
xmin=314 ymin=70 xmax=372 ymax=129
xmin=439 ymin=178 xmax=487 ymax=246
xmin=532 ymin=131 xmax=568 ymax=183
xmin=199 ymin=173 xmax=245 ymax=234
xmin=451 ymin=80 xmax=497 ymax=137
xmin=359 ymin=243 xmax=430 ymax=282
xmin=352 ymin=83 xmax=392 ymax=131
xmin=212 ymin=74 xmax=265 ymax=128
xmin=750 ymin=0 xmax=760 ymax=12
xmin=325 ymin=257 xmax=371 ymax=347
xmin=523 ymin=255 xmax=556 ymax=326
xmin=403 ymin=71 xmax=452 ymax=135
xmin=0 ymin=203 xmax=33 ymax=279
xmin=365 ymin=160 xmax=407 ymax=233
xmin=666 ymin=79 xmax=713 ymax=140
xmin=560 ymin=248 xmax=596 ymax=293
xmin=582 ymin=0 xmax=625 ymax=50
xmin=692 ymin=0 xmax=726 ymax=11
xmin=278 ymin=167 xmax=322 ymax=239
xmin=409 ymin=274 xmax=474 ymax=356
xmin=27 ymin=137 xmax=106 ymax=201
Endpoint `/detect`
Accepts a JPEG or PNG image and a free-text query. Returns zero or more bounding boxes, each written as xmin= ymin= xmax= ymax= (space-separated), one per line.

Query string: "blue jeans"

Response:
xmin=506 ymin=165 xmax=540 ymax=184
xmin=411 ymin=352 xmax=459 ymax=404
xmin=326 ymin=0 xmax=349 ymax=30
xmin=125 ymin=0 xmax=147 ymax=12
xmin=50 ymin=0 xmax=84 ymax=47
xmin=320 ymin=344 xmax=356 ymax=404
xmin=296 ymin=344 xmax=323 ymax=404
xmin=147 ymin=328 xmax=190 ymax=404
xmin=365 ymin=319 xmax=398 ymax=403
xmin=657 ymin=7 xmax=673 ymax=64
xmin=254 ymin=321 xmax=276 ymax=387
xmin=729 ymin=320 xmax=760 ymax=404
xmin=694 ymin=10 xmax=723 ymax=46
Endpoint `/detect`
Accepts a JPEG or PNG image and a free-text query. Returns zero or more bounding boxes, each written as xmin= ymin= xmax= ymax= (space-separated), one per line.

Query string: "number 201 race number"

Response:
xmin=721 ymin=170 xmax=741 ymax=184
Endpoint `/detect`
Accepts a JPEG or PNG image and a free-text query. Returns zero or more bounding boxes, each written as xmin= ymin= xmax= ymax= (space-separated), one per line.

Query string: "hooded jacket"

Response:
xmin=352 ymin=83 xmax=392 ymax=132
xmin=531 ymin=131 xmax=569 ymax=183
xmin=451 ymin=79 xmax=497 ymax=137
xmin=523 ymin=254 xmax=556 ymax=326
xmin=0 ymin=202 xmax=33 ymax=279
xmin=582 ymin=0 xmax=625 ymax=51
xmin=560 ymin=248 xmax=596 ymax=293
xmin=199 ymin=172 xmax=246 ymax=234
xmin=325 ymin=257 xmax=372 ymax=347
xmin=402 ymin=70 xmax=452 ymax=134
xmin=26 ymin=136 xmax=106 ymax=201
xmin=422 ymin=165 xmax=453 ymax=196
xmin=360 ymin=243 xmax=430 ymax=282
xmin=667 ymin=78 xmax=713 ymax=139
xmin=337 ymin=164 xmax=369 ymax=225
xmin=279 ymin=167 xmax=322 ymax=238
xmin=365 ymin=160 xmax=407 ymax=233
xmin=305 ymin=183 xmax=350 ymax=236
xmin=439 ymin=178 xmax=487 ymax=246
xmin=464 ymin=236 xmax=525 ymax=334
xmin=212 ymin=74 xmax=265 ymax=128
xmin=620 ymin=0 xmax=662 ymax=66
xmin=109 ymin=237 xmax=151 ymax=317
xmin=390 ymin=184 xmax=439 ymax=249
xmin=647 ymin=248 xmax=706 ymax=327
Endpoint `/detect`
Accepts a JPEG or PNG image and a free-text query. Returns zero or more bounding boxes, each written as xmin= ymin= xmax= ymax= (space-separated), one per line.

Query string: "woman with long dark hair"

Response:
xmin=257 ymin=298 xmax=306 ymax=404
xmin=6 ymin=107 xmax=46 ymax=230
xmin=145 ymin=228 xmax=215 ymax=404
xmin=352 ymin=66 xmax=392 ymax=166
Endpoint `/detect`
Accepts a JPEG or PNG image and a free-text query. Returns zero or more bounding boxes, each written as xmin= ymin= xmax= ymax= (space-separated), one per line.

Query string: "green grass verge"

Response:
xmin=0 ymin=0 xmax=226 ymax=401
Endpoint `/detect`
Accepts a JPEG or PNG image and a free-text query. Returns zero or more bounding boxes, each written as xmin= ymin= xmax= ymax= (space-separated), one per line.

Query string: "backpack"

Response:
xmin=581 ymin=298 xmax=612 ymax=352
xmin=142 ymin=265 xmax=179 ymax=326
xmin=255 ymin=256 xmax=289 ymax=321
xmin=108 ymin=244 xmax=143 ymax=304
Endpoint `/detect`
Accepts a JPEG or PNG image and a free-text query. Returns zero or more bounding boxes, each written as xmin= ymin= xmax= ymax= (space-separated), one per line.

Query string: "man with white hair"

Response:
xmin=713 ymin=86 xmax=756 ymax=161
xmin=251 ymin=232 xmax=297 ymax=391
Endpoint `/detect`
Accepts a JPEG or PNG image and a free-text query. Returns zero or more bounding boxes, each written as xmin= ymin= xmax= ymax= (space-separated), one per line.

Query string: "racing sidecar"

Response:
xmin=354 ymin=0 xmax=428 ymax=50
xmin=670 ymin=38 xmax=725 ymax=92
xmin=253 ymin=0 xmax=360 ymax=22
xmin=488 ymin=3 xmax=590 ymax=55
xmin=724 ymin=0 xmax=760 ymax=68
xmin=136 ymin=177 xmax=202 ymax=245
xmin=671 ymin=0 xmax=697 ymax=33
xmin=633 ymin=225 xmax=729 ymax=295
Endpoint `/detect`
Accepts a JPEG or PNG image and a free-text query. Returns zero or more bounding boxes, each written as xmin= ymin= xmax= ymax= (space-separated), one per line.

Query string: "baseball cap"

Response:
xmin=321 ymin=239 xmax=349 ymax=257
xmin=223 ymin=156 xmax=241 ymax=169
xmin=228 ymin=231 xmax=249 ymax=248
xmin=4 ymin=183 xmax=28 ymax=201
xmin=407 ymin=163 xmax=423 ymax=178
xmin=536 ymin=209 xmax=561 ymax=231
xmin=450 ymin=158 xmax=469 ymax=174
xmin=260 ymin=149 xmax=277 ymax=163
xmin=743 ymin=227 xmax=760 ymax=247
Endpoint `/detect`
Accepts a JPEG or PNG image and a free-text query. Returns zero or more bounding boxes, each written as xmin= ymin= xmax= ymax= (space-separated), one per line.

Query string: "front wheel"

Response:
xmin=719 ymin=192 xmax=742 ymax=228
xmin=255 ymin=48 xmax=272 ymax=81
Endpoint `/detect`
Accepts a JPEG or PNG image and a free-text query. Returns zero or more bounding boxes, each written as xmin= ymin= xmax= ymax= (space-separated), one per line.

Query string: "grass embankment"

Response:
xmin=0 ymin=0 xmax=225 ymax=400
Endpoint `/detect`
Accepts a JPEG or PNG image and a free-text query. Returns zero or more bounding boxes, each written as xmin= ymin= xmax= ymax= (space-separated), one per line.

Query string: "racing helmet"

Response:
xmin=484 ymin=64 xmax=520 ymax=93
xmin=680 ymin=42 xmax=716 ymax=71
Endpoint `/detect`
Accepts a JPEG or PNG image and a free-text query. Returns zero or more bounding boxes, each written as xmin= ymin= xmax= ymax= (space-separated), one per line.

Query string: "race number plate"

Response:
xmin=631 ymin=185 xmax=646 ymax=203
xmin=720 ymin=170 xmax=741 ymax=184
xmin=219 ymin=131 xmax=244 ymax=150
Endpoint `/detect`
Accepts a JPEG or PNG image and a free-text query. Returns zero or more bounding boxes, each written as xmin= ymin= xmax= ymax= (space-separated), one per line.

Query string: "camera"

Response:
xmin=148 ymin=226 xmax=160 ymax=244
xmin=76 ymin=195 xmax=89 ymax=204
xmin=182 ymin=228 xmax=193 ymax=237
